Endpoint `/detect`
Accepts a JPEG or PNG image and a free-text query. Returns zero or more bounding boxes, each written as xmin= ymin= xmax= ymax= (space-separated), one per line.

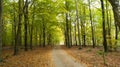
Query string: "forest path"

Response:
xmin=52 ymin=46 xmax=85 ymax=67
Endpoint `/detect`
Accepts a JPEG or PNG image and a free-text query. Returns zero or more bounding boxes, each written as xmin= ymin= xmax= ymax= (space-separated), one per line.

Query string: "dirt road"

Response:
xmin=52 ymin=46 xmax=85 ymax=67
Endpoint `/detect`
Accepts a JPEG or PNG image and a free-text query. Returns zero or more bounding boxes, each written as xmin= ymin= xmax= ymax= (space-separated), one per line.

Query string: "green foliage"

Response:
xmin=2 ymin=0 xmax=120 ymax=49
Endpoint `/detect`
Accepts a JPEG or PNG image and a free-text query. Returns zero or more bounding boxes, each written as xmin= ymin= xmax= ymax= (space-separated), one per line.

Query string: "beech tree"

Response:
xmin=75 ymin=0 xmax=82 ymax=49
xmin=100 ymin=0 xmax=108 ymax=52
xmin=24 ymin=0 xmax=29 ymax=51
xmin=88 ymin=0 xmax=96 ymax=48
xmin=108 ymin=0 xmax=120 ymax=28
xmin=14 ymin=0 xmax=23 ymax=55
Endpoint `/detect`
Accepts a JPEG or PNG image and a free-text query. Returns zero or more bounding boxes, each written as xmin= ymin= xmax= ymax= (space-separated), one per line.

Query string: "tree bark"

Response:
xmin=65 ymin=13 xmax=70 ymax=48
xmin=88 ymin=0 xmax=96 ymax=48
xmin=83 ymin=5 xmax=86 ymax=47
xmin=65 ymin=1 xmax=70 ymax=48
xmin=69 ymin=14 xmax=72 ymax=47
xmin=75 ymin=0 xmax=82 ymax=49
xmin=115 ymin=16 xmax=119 ymax=48
xmin=106 ymin=0 xmax=111 ymax=49
xmin=108 ymin=0 xmax=120 ymax=28
xmin=14 ymin=0 xmax=23 ymax=55
xmin=100 ymin=0 xmax=108 ymax=52
xmin=30 ymin=0 xmax=35 ymax=50
xmin=74 ymin=22 xmax=77 ymax=46
xmin=24 ymin=0 xmax=29 ymax=51
xmin=12 ymin=0 xmax=17 ymax=48
xmin=43 ymin=18 xmax=46 ymax=47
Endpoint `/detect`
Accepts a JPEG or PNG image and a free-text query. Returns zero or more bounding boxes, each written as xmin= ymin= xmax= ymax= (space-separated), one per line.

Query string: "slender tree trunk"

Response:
xmin=66 ymin=13 xmax=70 ymax=48
xmin=64 ymin=28 xmax=68 ymax=47
xmin=39 ymin=26 xmax=42 ymax=47
xmin=43 ymin=18 xmax=46 ymax=47
xmin=74 ymin=22 xmax=77 ymax=46
xmin=12 ymin=0 xmax=17 ymax=48
xmin=13 ymin=1 xmax=17 ymax=49
xmin=83 ymin=5 xmax=86 ymax=47
xmin=69 ymin=14 xmax=72 ymax=46
xmin=65 ymin=13 xmax=70 ymax=48
xmin=2 ymin=22 xmax=6 ymax=47
xmin=106 ymin=0 xmax=110 ymax=36
xmin=0 ymin=0 xmax=3 ymax=62
xmin=14 ymin=0 xmax=22 ymax=55
xmin=100 ymin=0 xmax=108 ymax=52
xmin=39 ymin=32 xmax=41 ymax=47
xmin=30 ymin=1 xmax=35 ymax=50
xmin=30 ymin=22 xmax=33 ymax=50
xmin=24 ymin=0 xmax=28 ymax=51
xmin=115 ymin=17 xmax=119 ymax=47
xmin=12 ymin=17 xmax=14 ymax=46
xmin=106 ymin=0 xmax=111 ymax=47
xmin=75 ymin=0 xmax=82 ymax=49
xmin=80 ymin=5 xmax=83 ymax=46
xmin=35 ymin=28 xmax=38 ymax=46
xmin=88 ymin=0 xmax=96 ymax=48
xmin=65 ymin=1 xmax=70 ymax=48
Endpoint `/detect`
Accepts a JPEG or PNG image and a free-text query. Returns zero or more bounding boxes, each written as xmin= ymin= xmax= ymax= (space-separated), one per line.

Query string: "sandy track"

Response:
xmin=52 ymin=46 xmax=85 ymax=67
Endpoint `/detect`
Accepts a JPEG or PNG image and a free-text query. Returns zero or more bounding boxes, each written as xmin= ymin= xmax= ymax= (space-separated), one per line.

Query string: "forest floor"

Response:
xmin=63 ymin=46 xmax=120 ymax=67
xmin=0 ymin=46 xmax=54 ymax=67
xmin=0 ymin=45 xmax=120 ymax=67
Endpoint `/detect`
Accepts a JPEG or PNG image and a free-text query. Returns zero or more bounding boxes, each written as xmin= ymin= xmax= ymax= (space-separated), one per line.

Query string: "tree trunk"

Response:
xmin=65 ymin=1 xmax=70 ymax=48
xmin=12 ymin=0 xmax=17 ymax=49
xmin=0 ymin=0 xmax=3 ymax=62
xmin=74 ymin=22 xmax=77 ymax=46
xmin=106 ymin=0 xmax=111 ymax=49
xmin=69 ymin=14 xmax=72 ymax=46
xmin=100 ymin=0 xmax=108 ymax=52
xmin=108 ymin=0 xmax=120 ymax=29
xmin=24 ymin=0 xmax=28 ymax=51
xmin=35 ymin=28 xmax=38 ymax=46
xmin=65 ymin=13 xmax=70 ymax=48
xmin=14 ymin=0 xmax=22 ymax=55
xmin=88 ymin=0 xmax=96 ymax=48
xmin=43 ymin=18 xmax=46 ymax=47
xmin=75 ymin=0 xmax=82 ymax=49
xmin=83 ymin=5 xmax=86 ymax=47
xmin=30 ymin=1 xmax=35 ymax=50
xmin=115 ymin=17 xmax=119 ymax=47
xmin=64 ymin=28 xmax=68 ymax=47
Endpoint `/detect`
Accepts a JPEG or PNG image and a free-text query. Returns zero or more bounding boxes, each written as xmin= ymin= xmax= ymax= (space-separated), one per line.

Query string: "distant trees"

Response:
xmin=0 ymin=0 xmax=120 ymax=57
xmin=62 ymin=0 xmax=120 ymax=52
